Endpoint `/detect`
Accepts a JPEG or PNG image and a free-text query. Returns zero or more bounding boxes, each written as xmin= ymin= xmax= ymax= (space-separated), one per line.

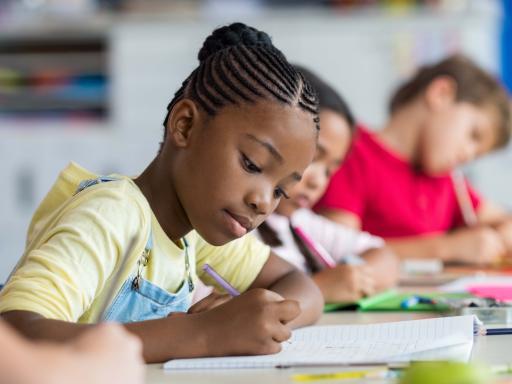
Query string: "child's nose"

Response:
xmin=246 ymin=189 xmax=272 ymax=216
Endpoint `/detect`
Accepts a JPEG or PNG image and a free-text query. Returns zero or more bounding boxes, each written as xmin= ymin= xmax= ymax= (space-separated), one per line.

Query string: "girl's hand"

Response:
xmin=493 ymin=220 xmax=512 ymax=254
xmin=188 ymin=291 xmax=232 ymax=314
xmin=313 ymin=264 xmax=376 ymax=303
xmin=195 ymin=288 xmax=300 ymax=356
xmin=448 ymin=226 xmax=506 ymax=265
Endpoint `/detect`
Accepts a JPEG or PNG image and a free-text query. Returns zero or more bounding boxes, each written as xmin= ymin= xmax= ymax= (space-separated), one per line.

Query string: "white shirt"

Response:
xmin=257 ymin=209 xmax=385 ymax=273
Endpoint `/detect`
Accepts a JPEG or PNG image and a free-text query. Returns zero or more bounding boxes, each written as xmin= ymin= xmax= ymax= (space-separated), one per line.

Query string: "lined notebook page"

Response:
xmin=164 ymin=315 xmax=475 ymax=370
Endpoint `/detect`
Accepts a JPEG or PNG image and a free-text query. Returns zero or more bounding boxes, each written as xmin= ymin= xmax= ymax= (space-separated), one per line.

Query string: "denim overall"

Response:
xmin=76 ymin=176 xmax=194 ymax=323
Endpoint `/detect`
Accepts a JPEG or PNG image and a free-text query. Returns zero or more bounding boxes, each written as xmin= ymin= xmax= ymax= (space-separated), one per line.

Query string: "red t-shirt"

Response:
xmin=314 ymin=126 xmax=481 ymax=238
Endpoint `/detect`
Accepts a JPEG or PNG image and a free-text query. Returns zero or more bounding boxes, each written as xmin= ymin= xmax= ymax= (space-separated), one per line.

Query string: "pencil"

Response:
xmin=292 ymin=226 xmax=337 ymax=268
xmin=202 ymin=263 xmax=240 ymax=297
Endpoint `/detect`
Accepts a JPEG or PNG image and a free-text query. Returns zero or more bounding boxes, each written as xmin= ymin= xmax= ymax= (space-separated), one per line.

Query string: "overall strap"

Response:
xmin=75 ymin=176 xmax=153 ymax=254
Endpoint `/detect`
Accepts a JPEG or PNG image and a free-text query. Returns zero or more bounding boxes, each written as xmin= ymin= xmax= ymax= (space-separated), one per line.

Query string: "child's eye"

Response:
xmin=274 ymin=187 xmax=290 ymax=199
xmin=241 ymin=154 xmax=261 ymax=174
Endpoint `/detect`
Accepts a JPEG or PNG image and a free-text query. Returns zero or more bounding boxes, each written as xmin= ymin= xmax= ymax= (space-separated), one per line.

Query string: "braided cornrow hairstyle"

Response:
xmin=161 ymin=23 xmax=320 ymax=147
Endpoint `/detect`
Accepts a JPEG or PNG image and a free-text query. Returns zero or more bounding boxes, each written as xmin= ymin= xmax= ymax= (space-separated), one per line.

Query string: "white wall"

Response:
xmin=0 ymin=5 xmax=508 ymax=281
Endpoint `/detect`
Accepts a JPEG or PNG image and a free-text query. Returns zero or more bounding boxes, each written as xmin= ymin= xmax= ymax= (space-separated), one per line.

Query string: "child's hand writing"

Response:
xmin=313 ymin=264 xmax=376 ymax=303
xmin=493 ymin=219 xmax=512 ymax=254
xmin=187 ymin=291 xmax=232 ymax=314
xmin=448 ymin=226 xmax=506 ymax=265
xmin=195 ymin=288 xmax=300 ymax=356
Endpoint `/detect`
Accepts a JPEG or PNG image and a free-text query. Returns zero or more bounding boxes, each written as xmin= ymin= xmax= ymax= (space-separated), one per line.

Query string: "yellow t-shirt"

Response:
xmin=0 ymin=163 xmax=270 ymax=322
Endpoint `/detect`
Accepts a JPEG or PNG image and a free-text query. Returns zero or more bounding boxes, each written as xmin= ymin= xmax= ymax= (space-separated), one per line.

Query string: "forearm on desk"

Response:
xmin=1 ymin=310 xmax=209 ymax=363
xmin=387 ymin=234 xmax=455 ymax=262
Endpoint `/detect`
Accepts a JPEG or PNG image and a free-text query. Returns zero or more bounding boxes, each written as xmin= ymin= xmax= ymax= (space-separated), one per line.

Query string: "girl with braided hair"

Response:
xmin=0 ymin=23 xmax=323 ymax=363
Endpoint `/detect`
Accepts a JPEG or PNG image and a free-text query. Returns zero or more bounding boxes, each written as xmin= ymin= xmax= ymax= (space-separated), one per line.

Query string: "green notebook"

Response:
xmin=324 ymin=290 xmax=472 ymax=313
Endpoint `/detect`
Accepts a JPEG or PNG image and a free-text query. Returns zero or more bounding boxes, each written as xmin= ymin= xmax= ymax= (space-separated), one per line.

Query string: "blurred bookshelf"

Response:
xmin=0 ymin=32 xmax=110 ymax=124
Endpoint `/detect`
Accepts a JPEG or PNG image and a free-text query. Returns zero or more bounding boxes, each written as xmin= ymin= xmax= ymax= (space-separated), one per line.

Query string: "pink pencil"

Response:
xmin=293 ymin=226 xmax=337 ymax=268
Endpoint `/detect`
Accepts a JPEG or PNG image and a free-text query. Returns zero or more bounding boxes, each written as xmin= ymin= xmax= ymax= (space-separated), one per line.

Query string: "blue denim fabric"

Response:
xmin=76 ymin=176 xmax=119 ymax=194
xmin=102 ymin=274 xmax=191 ymax=323
xmin=76 ymin=176 xmax=192 ymax=323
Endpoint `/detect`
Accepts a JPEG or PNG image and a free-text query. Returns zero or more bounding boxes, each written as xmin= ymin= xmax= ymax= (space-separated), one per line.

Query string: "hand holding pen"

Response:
xmin=187 ymin=264 xmax=240 ymax=314
xmin=186 ymin=264 xmax=302 ymax=355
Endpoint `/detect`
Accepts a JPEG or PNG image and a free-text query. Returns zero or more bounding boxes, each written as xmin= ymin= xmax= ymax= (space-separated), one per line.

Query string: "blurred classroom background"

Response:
xmin=0 ymin=0 xmax=511 ymax=281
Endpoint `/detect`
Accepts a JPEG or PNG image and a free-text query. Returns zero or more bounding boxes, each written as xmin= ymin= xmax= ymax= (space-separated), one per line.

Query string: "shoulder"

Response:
xmin=61 ymin=178 xmax=152 ymax=231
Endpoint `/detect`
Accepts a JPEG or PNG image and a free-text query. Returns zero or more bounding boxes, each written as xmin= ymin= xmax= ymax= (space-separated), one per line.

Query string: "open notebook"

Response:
xmin=164 ymin=315 xmax=476 ymax=370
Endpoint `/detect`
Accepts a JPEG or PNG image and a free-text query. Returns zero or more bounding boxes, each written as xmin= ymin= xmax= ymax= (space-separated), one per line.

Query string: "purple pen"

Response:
xmin=202 ymin=263 xmax=240 ymax=297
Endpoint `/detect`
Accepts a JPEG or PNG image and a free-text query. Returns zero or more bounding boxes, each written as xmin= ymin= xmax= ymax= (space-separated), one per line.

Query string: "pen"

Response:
xmin=292 ymin=226 xmax=337 ymax=268
xmin=400 ymin=295 xmax=437 ymax=309
xmin=96 ymin=235 xmax=138 ymax=322
xmin=480 ymin=327 xmax=512 ymax=336
xmin=202 ymin=263 xmax=240 ymax=297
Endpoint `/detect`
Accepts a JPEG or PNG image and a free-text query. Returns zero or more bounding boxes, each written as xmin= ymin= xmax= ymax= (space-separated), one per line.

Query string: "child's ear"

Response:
xmin=424 ymin=75 xmax=458 ymax=111
xmin=167 ymin=99 xmax=201 ymax=147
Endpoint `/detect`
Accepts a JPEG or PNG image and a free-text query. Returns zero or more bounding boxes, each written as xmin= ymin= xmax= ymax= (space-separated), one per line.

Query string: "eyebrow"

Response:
xmin=245 ymin=134 xmax=283 ymax=163
xmin=245 ymin=133 xmax=302 ymax=181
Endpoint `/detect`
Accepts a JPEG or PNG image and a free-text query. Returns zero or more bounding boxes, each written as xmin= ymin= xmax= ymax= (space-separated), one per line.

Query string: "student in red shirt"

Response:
xmin=315 ymin=55 xmax=512 ymax=265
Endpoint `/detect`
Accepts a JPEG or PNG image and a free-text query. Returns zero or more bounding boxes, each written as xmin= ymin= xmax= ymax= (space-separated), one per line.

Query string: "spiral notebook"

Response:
xmin=164 ymin=315 xmax=475 ymax=370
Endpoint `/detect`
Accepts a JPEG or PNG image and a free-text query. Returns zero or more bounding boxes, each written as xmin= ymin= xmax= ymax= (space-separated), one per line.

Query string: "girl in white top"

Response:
xmin=257 ymin=66 xmax=399 ymax=303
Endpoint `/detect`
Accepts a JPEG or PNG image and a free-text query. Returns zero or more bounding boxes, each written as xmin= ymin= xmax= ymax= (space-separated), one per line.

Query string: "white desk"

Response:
xmin=145 ymin=312 xmax=512 ymax=383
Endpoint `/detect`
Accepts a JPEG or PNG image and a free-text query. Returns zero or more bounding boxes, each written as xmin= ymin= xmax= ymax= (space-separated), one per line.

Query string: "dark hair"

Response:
xmin=258 ymin=66 xmax=356 ymax=265
xmin=161 ymin=22 xmax=320 ymax=146
xmin=257 ymin=221 xmax=322 ymax=274
xmin=294 ymin=64 xmax=356 ymax=130
xmin=390 ymin=54 xmax=512 ymax=148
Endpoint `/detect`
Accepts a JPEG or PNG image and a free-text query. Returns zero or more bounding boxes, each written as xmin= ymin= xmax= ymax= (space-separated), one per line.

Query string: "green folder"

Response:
xmin=324 ymin=290 xmax=472 ymax=312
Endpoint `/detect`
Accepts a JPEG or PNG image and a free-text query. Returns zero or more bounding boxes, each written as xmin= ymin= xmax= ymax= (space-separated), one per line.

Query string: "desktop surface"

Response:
xmin=145 ymin=311 xmax=512 ymax=384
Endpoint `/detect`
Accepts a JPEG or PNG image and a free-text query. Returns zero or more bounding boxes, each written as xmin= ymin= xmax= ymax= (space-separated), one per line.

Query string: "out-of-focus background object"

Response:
xmin=0 ymin=0 xmax=510 ymax=281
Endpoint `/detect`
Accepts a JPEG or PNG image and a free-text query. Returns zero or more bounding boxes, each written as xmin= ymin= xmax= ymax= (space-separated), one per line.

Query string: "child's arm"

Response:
xmin=1 ymin=282 xmax=307 ymax=363
xmin=387 ymin=199 xmax=509 ymax=263
xmin=292 ymin=210 xmax=398 ymax=302
xmin=246 ymin=251 xmax=324 ymax=328
xmin=0 ymin=320 xmax=145 ymax=384
xmin=312 ymin=247 xmax=398 ymax=303
xmin=189 ymin=253 xmax=324 ymax=325
xmin=320 ymin=203 xmax=507 ymax=264
xmin=475 ymin=199 xmax=510 ymax=224
xmin=387 ymin=227 xmax=505 ymax=264
xmin=475 ymin=200 xmax=512 ymax=253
